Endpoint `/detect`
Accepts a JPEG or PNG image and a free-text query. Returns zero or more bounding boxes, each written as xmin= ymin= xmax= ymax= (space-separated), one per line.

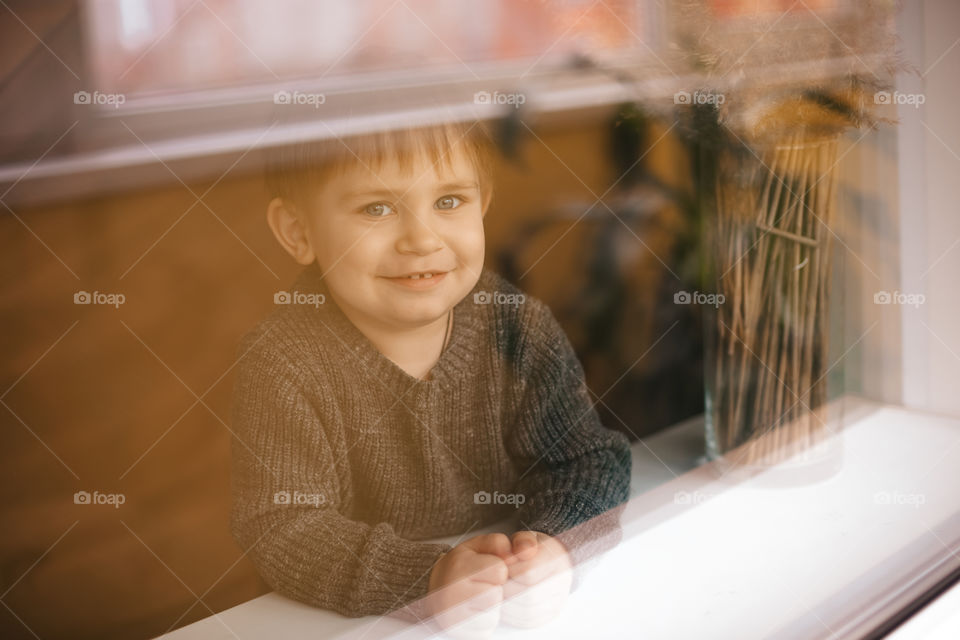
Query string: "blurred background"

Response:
xmin=2 ymin=0 xmax=958 ymax=638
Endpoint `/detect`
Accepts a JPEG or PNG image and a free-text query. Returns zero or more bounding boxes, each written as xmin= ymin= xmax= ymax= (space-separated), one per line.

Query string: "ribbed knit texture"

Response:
xmin=229 ymin=262 xmax=631 ymax=619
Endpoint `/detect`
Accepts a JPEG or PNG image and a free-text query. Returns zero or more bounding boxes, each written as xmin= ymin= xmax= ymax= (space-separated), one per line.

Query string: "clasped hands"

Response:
xmin=426 ymin=531 xmax=573 ymax=638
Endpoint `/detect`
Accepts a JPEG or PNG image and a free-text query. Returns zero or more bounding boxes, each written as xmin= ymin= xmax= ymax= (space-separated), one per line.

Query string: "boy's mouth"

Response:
xmin=382 ymin=270 xmax=449 ymax=289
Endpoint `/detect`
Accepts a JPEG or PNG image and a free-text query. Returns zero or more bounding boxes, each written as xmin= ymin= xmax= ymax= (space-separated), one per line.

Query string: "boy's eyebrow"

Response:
xmin=339 ymin=188 xmax=399 ymax=201
xmin=339 ymin=181 xmax=480 ymax=201
xmin=435 ymin=181 xmax=480 ymax=192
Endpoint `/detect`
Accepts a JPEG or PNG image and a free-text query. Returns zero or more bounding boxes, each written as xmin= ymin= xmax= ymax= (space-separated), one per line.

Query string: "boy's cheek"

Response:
xmin=453 ymin=227 xmax=486 ymax=276
xmin=316 ymin=233 xmax=389 ymax=275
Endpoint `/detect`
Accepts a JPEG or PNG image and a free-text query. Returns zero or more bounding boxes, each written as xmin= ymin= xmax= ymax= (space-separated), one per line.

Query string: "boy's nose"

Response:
xmin=395 ymin=211 xmax=443 ymax=255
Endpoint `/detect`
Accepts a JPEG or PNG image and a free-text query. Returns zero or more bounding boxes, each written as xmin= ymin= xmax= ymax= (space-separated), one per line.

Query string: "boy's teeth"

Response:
xmin=407 ymin=272 xmax=434 ymax=279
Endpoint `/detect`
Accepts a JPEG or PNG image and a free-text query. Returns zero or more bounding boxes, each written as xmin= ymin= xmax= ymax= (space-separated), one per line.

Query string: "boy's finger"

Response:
xmin=508 ymin=553 xmax=573 ymax=585
xmin=503 ymin=573 xmax=568 ymax=599
xmin=501 ymin=575 xmax=571 ymax=628
xmin=463 ymin=583 xmax=504 ymax=611
xmin=507 ymin=558 xmax=544 ymax=585
xmin=466 ymin=533 xmax=513 ymax=558
xmin=466 ymin=553 xmax=509 ymax=585
xmin=503 ymin=577 xmax=532 ymax=600
xmin=506 ymin=571 xmax=572 ymax=600
xmin=510 ymin=531 xmax=539 ymax=560
xmin=507 ymin=557 xmax=547 ymax=585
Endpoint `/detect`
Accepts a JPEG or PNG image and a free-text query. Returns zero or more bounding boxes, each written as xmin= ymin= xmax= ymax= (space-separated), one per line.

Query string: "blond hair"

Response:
xmin=264 ymin=120 xmax=495 ymax=210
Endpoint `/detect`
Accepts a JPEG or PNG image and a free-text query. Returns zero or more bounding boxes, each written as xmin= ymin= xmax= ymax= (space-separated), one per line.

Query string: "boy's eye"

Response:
xmin=435 ymin=195 xmax=463 ymax=210
xmin=363 ymin=202 xmax=395 ymax=217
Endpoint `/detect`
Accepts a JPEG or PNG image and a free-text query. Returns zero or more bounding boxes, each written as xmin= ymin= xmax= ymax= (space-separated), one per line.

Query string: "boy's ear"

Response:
xmin=266 ymin=197 xmax=316 ymax=265
xmin=480 ymin=184 xmax=493 ymax=218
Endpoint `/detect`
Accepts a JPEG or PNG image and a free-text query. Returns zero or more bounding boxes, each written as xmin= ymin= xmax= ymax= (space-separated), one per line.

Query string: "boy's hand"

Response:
xmin=501 ymin=531 xmax=573 ymax=629
xmin=427 ymin=533 xmax=512 ymax=639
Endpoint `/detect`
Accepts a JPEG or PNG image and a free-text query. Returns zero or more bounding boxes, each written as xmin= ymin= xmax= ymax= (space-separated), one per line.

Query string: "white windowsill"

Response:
xmin=159 ymin=396 xmax=960 ymax=639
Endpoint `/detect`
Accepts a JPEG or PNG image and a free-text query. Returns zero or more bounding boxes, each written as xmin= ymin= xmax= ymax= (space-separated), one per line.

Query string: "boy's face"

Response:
xmin=299 ymin=144 xmax=486 ymax=330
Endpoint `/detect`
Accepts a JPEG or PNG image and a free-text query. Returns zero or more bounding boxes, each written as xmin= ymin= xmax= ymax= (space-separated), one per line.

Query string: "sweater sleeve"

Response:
xmin=505 ymin=303 xmax=632 ymax=571
xmin=229 ymin=332 xmax=450 ymax=618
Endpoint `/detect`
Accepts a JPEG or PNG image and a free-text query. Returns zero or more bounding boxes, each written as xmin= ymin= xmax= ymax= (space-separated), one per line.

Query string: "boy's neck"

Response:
xmin=333 ymin=296 xmax=452 ymax=380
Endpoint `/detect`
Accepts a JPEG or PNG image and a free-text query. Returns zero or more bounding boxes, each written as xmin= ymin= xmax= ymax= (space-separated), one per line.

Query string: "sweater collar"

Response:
xmin=291 ymin=262 xmax=485 ymax=391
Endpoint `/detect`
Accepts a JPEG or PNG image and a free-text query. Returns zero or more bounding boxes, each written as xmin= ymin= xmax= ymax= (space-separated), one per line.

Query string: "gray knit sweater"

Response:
xmin=230 ymin=262 xmax=631 ymax=619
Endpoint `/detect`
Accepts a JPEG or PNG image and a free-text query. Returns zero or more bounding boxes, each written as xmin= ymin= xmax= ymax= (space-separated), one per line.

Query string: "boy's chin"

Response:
xmin=388 ymin=306 xmax=453 ymax=328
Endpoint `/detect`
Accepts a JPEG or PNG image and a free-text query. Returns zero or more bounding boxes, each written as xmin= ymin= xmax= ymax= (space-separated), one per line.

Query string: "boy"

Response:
xmin=230 ymin=121 xmax=631 ymax=633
